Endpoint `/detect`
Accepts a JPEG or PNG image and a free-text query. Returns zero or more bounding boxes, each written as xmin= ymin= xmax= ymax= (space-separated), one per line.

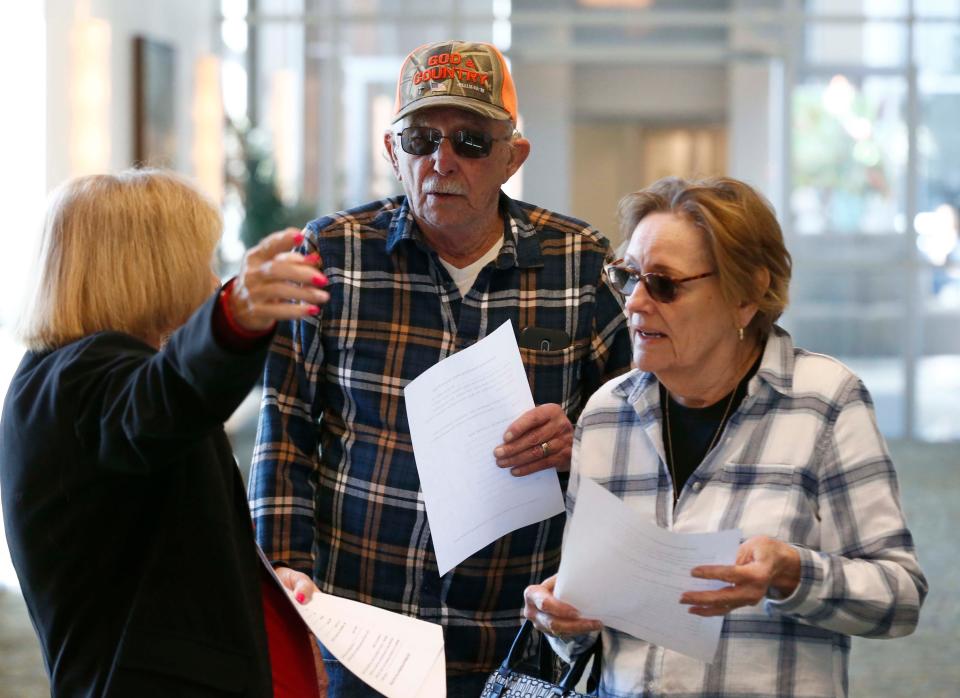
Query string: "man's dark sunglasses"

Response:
xmin=395 ymin=126 xmax=510 ymax=159
xmin=605 ymin=259 xmax=715 ymax=303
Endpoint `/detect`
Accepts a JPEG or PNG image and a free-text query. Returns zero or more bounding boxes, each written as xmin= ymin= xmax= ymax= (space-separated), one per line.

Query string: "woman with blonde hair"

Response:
xmin=522 ymin=176 xmax=926 ymax=697
xmin=1 ymin=169 xmax=328 ymax=697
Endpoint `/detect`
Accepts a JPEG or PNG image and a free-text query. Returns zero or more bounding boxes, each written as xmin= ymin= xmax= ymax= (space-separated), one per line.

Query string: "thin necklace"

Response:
xmin=664 ymin=384 xmax=738 ymax=506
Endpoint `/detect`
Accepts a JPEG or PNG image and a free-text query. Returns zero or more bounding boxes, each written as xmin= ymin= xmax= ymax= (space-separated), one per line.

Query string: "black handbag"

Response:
xmin=479 ymin=620 xmax=601 ymax=697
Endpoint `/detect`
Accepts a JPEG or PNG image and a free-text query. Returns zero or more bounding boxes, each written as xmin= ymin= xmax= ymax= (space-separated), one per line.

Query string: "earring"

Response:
xmin=738 ymin=327 xmax=745 ymax=341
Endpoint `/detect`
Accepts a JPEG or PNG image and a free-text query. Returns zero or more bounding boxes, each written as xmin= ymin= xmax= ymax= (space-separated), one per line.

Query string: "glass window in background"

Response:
xmin=780 ymin=261 xmax=908 ymax=439
xmin=224 ymin=1 xmax=320 ymax=260
xmin=914 ymin=16 xmax=960 ymax=440
xmin=805 ymin=0 xmax=909 ymax=17
xmin=337 ymin=0 xmax=456 ymax=10
xmin=805 ymin=21 xmax=907 ymax=69
xmin=915 ymin=0 xmax=960 ymax=18
xmin=789 ymin=4 xmax=913 ymax=438
xmin=915 ymin=20 xmax=960 ymax=307
xmin=220 ymin=0 xmax=251 ymax=271
xmin=791 ymin=74 xmax=907 ymax=236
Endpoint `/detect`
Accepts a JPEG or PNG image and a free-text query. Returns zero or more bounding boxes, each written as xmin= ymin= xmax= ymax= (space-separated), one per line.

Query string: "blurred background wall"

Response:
xmin=0 ymin=1 xmax=957 ymax=696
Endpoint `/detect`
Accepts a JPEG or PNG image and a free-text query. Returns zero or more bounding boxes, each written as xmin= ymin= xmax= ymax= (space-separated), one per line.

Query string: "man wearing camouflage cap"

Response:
xmin=250 ymin=39 xmax=630 ymax=696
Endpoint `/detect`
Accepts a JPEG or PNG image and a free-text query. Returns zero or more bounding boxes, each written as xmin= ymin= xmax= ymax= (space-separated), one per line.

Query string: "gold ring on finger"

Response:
xmin=540 ymin=441 xmax=550 ymax=457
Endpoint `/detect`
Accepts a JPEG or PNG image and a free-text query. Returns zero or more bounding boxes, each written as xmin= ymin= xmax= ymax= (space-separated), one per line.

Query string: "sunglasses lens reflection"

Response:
xmin=608 ymin=266 xmax=678 ymax=303
xmin=646 ymin=275 xmax=677 ymax=303
xmin=400 ymin=127 xmax=438 ymax=155
xmin=610 ymin=267 xmax=635 ymax=295
xmin=399 ymin=127 xmax=493 ymax=158
xmin=453 ymin=131 xmax=492 ymax=158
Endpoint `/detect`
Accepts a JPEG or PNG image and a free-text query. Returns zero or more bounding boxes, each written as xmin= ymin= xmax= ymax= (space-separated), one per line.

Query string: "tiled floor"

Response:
xmin=846 ymin=440 xmax=960 ymax=697
xmin=0 ymin=439 xmax=956 ymax=697
xmin=0 ymin=590 xmax=45 ymax=698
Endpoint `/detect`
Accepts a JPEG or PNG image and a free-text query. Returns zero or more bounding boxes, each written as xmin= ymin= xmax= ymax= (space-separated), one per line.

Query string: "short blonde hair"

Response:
xmin=617 ymin=176 xmax=792 ymax=339
xmin=19 ymin=169 xmax=222 ymax=351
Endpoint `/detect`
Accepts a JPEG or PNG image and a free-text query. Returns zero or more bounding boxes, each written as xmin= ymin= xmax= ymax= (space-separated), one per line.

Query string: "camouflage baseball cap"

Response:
xmin=392 ymin=40 xmax=518 ymax=124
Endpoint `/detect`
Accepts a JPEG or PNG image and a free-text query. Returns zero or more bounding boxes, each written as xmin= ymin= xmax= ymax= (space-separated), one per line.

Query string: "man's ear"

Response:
xmin=384 ymin=129 xmax=401 ymax=179
xmin=504 ymin=136 xmax=531 ymax=181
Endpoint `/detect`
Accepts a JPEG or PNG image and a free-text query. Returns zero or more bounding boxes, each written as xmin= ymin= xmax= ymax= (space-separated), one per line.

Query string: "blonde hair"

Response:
xmin=617 ymin=176 xmax=792 ymax=339
xmin=19 ymin=169 xmax=222 ymax=351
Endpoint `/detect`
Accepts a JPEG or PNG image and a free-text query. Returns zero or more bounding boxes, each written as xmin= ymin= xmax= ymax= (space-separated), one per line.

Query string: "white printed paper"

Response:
xmin=403 ymin=320 xmax=566 ymax=575
xmin=258 ymin=549 xmax=445 ymax=697
xmin=290 ymin=589 xmax=445 ymax=698
xmin=555 ymin=477 xmax=741 ymax=663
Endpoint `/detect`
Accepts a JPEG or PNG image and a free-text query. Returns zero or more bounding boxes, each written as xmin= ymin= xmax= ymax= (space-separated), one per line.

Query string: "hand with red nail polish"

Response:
xmin=275 ymin=566 xmax=318 ymax=605
xmin=228 ymin=227 xmax=331 ymax=331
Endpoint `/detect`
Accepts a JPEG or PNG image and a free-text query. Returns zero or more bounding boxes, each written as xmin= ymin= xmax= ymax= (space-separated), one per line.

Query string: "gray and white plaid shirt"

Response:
xmin=555 ymin=326 xmax=926 ymax=698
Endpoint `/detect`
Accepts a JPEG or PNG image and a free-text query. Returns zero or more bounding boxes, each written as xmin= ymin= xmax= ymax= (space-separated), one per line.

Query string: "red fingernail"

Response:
xmin=293 ymin=233 xmax=304 ymax=245
xmin=313 ymin=273 xmax=328 ymax=287
xmin=308 ymin=305 xmax=321 ymax=316
xmin=295 ymin=592 xmax=305 ymax=604
xmin=304 ymin=253 xmax=320 ymax=265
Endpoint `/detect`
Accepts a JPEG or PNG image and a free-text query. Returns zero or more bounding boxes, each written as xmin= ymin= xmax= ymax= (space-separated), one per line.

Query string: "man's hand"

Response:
xmin=523 ymin=575 xmax=602 ymax=639
xmin=493 ymin=403 xmax=573 ymax=476
xmin=275 ymin=565 xmax=319 ymax=605
xmin=679 ymin=535 xmax=801 ymax=616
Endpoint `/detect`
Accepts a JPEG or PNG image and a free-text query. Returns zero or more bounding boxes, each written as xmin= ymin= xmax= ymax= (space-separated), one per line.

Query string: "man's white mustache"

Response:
xmin=423 ymin=180 xmax=466 ymax=195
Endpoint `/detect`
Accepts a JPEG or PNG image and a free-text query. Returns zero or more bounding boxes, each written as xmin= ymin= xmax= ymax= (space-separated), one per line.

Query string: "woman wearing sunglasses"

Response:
xmin=1 ymin=170 xmax=328 ymax=697
xmin=522 ymin=176 xmax=926 ymax=697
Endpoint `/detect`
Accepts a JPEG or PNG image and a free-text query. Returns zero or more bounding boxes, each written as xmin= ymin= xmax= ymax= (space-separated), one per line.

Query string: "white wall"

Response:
xmin=514 ymin=58 xmax=787 ymax=236
xmin=0 ymin=4 xmax=47 ymax=592
xmin=728 ymin=59 xmax=784 ymax=212
xmin=45 ymin=0 xmax=219 ymax=189
xmin=512 ymin=61 xmax=574 ymax=214
xmin=574 ymin=65 xmax=728 ymax=123
xmin=0 ymin=5 xmax=46 ymax=329
xmin=513 ymin=61 xmax=732 ymax=230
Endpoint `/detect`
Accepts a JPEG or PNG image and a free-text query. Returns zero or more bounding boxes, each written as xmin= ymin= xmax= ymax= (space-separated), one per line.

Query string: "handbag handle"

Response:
xmin=494 ymin=620 xmax=600 ymax=694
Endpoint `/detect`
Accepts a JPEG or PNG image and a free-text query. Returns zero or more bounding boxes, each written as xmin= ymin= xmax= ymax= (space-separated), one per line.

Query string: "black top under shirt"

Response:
xmin=660 ymin=354 xmax=762 ymax=500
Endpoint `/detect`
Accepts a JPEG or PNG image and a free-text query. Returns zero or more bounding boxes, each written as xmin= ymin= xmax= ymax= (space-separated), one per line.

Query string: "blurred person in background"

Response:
xmin=523 ymin=176 xmax=926 ymax=697
xmin=1 ymin=170 xmax=330 ymax=697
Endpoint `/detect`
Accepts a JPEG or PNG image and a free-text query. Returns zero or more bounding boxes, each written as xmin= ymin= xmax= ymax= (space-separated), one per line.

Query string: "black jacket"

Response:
xmin=1 ymin=295 xmax=274 ymax=697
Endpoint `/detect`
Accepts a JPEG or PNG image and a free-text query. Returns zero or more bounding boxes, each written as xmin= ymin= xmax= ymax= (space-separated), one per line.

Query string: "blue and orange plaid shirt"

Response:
xmin=248 ymin=193 xmax=631 ymax=673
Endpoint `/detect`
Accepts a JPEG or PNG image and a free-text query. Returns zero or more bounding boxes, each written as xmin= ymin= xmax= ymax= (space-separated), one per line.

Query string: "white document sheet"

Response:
xmin=258 ymin=549 xmax=445 ymax=697
xmin=555 ymin=477 xmax=741 ymax=663
xmin=403 ymin=320 xmax=566 ymax=575
xmin=289 ymin=589 xmax=446 ymax=698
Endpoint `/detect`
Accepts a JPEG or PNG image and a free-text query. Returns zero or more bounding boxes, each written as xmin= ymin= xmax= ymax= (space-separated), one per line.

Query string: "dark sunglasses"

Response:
xmin=395 ymin=126 xmax=509 ymax=159
xmin=605 ymin=259 xmax=715 ymax=303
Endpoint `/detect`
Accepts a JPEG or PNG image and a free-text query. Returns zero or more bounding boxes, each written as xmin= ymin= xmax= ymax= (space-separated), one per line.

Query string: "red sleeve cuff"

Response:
xmin=260 ymin=568 xmax=322 ymax=698
xmin=213 ymin=277 xmax=276 ymax=351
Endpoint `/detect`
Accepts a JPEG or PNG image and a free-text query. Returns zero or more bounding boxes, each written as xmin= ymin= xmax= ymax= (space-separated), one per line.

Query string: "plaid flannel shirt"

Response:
xmin=248 ymin=193 xmax=631 ymax=673
xmin=553 ymin=326 xmax=927 ymax=697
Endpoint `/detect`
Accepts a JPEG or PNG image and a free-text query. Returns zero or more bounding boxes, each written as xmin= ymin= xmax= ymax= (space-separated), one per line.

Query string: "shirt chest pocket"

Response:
xmin=716 ymin=462 xmax=800 ymax=539
xmin=519 ymin=340 xmax=585 ymax=411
